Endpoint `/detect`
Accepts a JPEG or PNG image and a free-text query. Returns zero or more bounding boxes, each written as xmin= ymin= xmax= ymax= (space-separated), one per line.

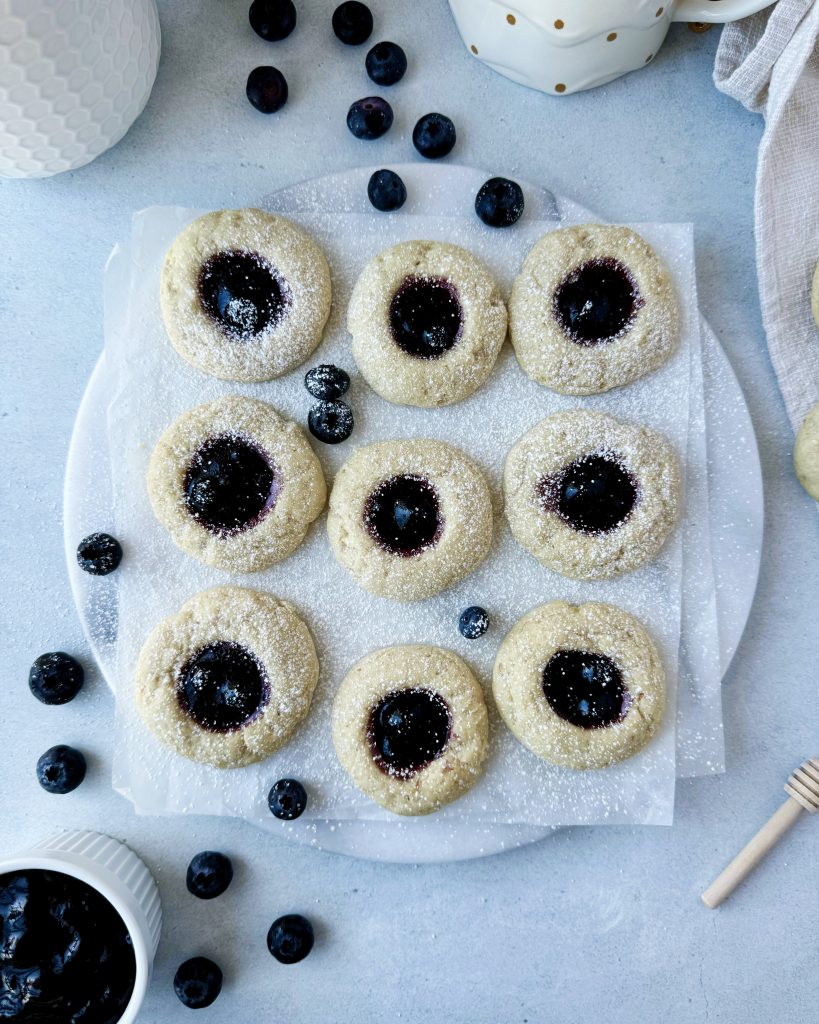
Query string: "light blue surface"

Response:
xmin=1 ymin=2 xmax=817 ymax=1022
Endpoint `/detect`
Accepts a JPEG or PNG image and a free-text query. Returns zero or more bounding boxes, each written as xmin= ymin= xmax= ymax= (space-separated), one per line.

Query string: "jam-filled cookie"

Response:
xmin=493 ymin=601 xmax=665 ymax=770
xmin=147 ymin=395 xmax=326 ymax=573
xmin=332 ymin=645 xmax=489 ymax=815
xmin=136 ymin=587 xmax=318 ymax=769
xmin=327 ymin=439 xmax=493 ymax=601
xmin=160 ymin=208 xmax=331 ymax=382
xmin=348 ymin=240 xmax=507 ymax=407
xmin=510 ymin=224 xmax=679 ymax=395
xmin=503 ymin=409 xmax=680 ymax=579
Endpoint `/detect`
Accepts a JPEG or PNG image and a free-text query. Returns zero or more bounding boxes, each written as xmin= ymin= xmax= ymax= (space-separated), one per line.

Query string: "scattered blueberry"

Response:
xmin=347 ymin=96 xmax=393 ymax=140
xmin=308 ymin=401 xmax=354 ymax=444
xmin=267 ymin=914 xmax=314 ymax=964
xmin=332 ymin=1 xmax=373 ymax=45
xmin=365 ymin=41 xmax=407 ymax=85
xmin=412 ymin=112 xmax=456 ymax=159
xmin=246 ymin=65 xmax=289 ymax=114
xmin=76 ymin=533 xmax=122 ymax=576
xmin=475 ymin=176 xmax=525 ymax=228
xmin=36 ymin=745 xmax=87 ymax=795
xmin=268 ymin=778 xmax=308 ymax=820
xmin=173 ymin=957 xmax=223 ymax=1009
xmin=249 ymin=0 xmax=297 ymax=41
xmin=186 ymin=851 xmax=234 ymax=900
xmin=459 ymin=606 xmax=489 ymax=639
xmin=304 ymin=364 xmax=350 ymax=400
xmin=29 ymin=652 xmax=84 ymax=706
xmin=367 ymin=168 xmax=407 ymax=212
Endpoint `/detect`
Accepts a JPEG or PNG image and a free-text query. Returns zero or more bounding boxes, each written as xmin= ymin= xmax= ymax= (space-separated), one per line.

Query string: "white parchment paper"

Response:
xmin=108 ymin=196 xmax=711 ymax=827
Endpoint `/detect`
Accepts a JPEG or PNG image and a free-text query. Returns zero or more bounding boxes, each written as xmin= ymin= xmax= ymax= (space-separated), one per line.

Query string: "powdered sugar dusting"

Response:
xmin=106 ymin=177 xmax=714 ymax=828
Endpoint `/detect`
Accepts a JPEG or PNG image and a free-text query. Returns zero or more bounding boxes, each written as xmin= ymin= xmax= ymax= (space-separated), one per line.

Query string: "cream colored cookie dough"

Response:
xmin=812 ymin=260 xmax=819 ymax=327
xmin=136 ymin=587 xmax=319 ymax=769
xmin=794 ymin=401 xmax=819 ymax=500
xmin=147 ymin=395 xmax=326 ymax=573
xmin=493 ymin=601 xmax=665 ymax=770
xmin=160 ymin=208 xmax=331 ymax=382
xmin=348 ymin=240 xmax=507 ymax=407
xmin=332 ymin=645 xmax=489 ymax=815
xmin=509 ymin=224 xmax=679 ymax=395
xmin=327 ymin=439 xmax=493 ymax=601
xmin=503 ymin=409 xmax=680 ymax=579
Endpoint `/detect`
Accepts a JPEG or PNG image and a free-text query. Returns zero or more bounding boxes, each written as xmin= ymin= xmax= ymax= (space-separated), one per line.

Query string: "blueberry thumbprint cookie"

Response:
xmin=332 ymin=645 xmax=489 ymax=815
xmin=160 ymin=208 xmax=331 ymax=382
xmin=147 ymin=396 xmax=326 ymax=573
xmin=493 ymin=601 xmax=665 ymax=770
xmin=503 ymin=409 xmax=680 ymax=579
xmin=510 ymin=225 xmax=679 ymax=395
xmin=327 ymin=439 xmax=493 ymax=601
xmin=348 ymin=240 xmax=507 ymax=407
xmin=136 ymin=587 xmax=318 ymax=768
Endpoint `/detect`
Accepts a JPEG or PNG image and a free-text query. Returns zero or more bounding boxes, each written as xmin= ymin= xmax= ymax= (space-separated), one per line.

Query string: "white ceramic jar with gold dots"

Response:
xmin=448 ymin=0 xmax=776 ymax=95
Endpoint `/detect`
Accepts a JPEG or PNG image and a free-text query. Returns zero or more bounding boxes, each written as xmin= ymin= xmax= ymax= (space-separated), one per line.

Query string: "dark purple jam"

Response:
xmin=363 ymin=475 xmax=443 ymax=556
xmin=388 ymin=276 xmax=463 ymax=358
xmin=552 ymin=257 xmax=644 ymax=344
xmin=542 ymin=650 xmax=629 ymax=729
xmin=184 ymin=433 xmax=280 ymax=536
xmin=198 ymin=250 xmax=289 ymax=339
xmin=368 ymin=689 xmax=452 ymax=778
xmin=0 ymin=869 xmax=136 ymax=1024
xmin=177 ymin=641 xmax=269 ymax=733
xmin=538 ymin=453 xmax=638 ymax=535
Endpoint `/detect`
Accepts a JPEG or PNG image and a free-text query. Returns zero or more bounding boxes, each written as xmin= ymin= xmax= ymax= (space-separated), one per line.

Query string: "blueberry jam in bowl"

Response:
xmin=0 ymin=831 xmax=161 ymax=1024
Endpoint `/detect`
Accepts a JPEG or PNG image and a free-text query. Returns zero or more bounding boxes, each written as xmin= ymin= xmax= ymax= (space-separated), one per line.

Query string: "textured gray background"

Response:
xmin=2 ymin=2 xmax=818 ymax=1022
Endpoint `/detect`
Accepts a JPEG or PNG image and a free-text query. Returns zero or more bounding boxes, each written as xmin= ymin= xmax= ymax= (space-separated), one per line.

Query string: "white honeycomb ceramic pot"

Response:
xmin=0 ymin=0 xmax=160 ymax=179
xmin=0 ymin=830 xmax=162 ymax=1024
xmin=448 ymin=0 xmax=777 ymax=95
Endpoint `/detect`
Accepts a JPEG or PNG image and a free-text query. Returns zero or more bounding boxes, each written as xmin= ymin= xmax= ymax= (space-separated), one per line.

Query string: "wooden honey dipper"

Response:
xmin=702 ymin=758 xmax=819 ymax=908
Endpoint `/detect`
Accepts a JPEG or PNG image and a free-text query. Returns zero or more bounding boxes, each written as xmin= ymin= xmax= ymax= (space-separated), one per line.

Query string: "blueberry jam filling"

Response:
xmin=0 ymin=869 xmax=136 ymax=1024
xmin=538 ymin=453 xmax=638 ymax=534
xmin=177 ymin=641 xmax=269 ymax=733
xmin=364 ymin=475 xmax=443 ymax=556
xmin=552 ymin=257 xmax=644 ymax=344
xmin=368 ymin=688 xmax=452 ymax=778
xmin=542 ymin=650 xmax=629 ymax=729
xmin=388 ymin=276 xmax=463 ymax=359
xmin=198 ymin=249 xmax=289 ymax=339
xmin=184 ymin=433 xmax=279 ymax=535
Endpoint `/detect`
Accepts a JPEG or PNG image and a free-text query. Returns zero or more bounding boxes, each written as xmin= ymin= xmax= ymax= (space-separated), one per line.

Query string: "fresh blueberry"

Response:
xmin=36 ymin=745 xmax=87 ymax=794
xmin=475 ymin=177 xmax=524 ymax=228
xmin=365 ymin=41 xmax=407 ymax=85
xmin=76 ymin=533 xmax=122 ymax=576
xmin=367 ymin=168 xmax=407 ymax=212
xmin=332 ymin=1 xmax=373 ymax=45
xmin=347 ymin=96 xmax=393 ymax=140
xmin=459 ymin=606 xmax=489 ymax=639
xmin=249 ymin=0 xmax=297 ymax=41
xmin=173 ymin=957 xmax=223 ymax=1009
xmin=412 ymin=112 xmax=456 ymax=159
xmin=247 ymin=66 xmax=289 ymax=113
xmin=186 ymin=851 xmax=233 ymax=900
xmin=304 ymin=364 xmax=350 ymax=400
xmin=268 ymin=778 xmax=308 ymax=820
xmin=267 ymin=914 xmax=314 ymax=964
xmin=308 ymin=401 xmax=354 ymax=444
xmin=29 ymin=652 xmax=84 ymax=706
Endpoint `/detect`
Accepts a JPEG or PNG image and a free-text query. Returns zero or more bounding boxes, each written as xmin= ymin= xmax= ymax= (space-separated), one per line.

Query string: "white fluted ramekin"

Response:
xmin=0 ymin=830 xmax=162 ymax=1024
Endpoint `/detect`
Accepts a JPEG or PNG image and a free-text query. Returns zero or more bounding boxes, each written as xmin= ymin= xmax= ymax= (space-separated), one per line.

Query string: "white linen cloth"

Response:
xmin=714 ymin=0 xmax=819 ymax=431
